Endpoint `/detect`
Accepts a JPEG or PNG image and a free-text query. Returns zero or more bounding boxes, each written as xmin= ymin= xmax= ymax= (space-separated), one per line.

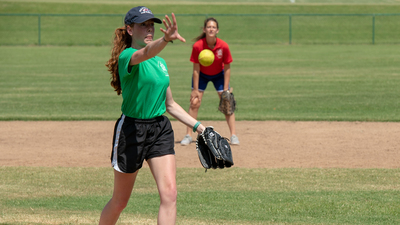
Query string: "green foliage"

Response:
xmin=1 ymin=167 xmax=400 ymax=224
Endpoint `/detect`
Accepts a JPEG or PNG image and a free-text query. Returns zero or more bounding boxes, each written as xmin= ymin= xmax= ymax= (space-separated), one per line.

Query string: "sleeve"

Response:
xmin=223 ymin=43 xmax=233 ymax=65
xmin=118 ymin=48 xmax=138 ymax=78
xmin=190 ymin=42 xmax=201 ymax=64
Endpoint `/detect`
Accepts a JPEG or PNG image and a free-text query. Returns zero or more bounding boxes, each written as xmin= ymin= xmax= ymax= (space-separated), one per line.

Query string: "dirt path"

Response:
xmin=1 ymin=121 xmax=399 ymax=168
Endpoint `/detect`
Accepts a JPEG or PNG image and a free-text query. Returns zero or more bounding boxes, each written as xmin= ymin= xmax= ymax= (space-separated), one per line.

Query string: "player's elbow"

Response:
xmin=165 ymin=101 xmax=177 ymax=113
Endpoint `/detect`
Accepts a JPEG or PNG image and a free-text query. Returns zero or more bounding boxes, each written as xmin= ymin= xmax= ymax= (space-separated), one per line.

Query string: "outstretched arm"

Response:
xmin=130 ymin=13 xmax=186 ymax=65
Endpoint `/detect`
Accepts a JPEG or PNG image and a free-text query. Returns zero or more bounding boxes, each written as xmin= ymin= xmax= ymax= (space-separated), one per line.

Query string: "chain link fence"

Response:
xmin=1 ymin=13 xmax=400 ymax=46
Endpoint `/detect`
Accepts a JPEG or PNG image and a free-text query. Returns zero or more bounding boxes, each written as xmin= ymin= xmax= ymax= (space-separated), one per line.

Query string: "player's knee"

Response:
xmin=160 ymin=185 xmax=177 ymax=206
xmin=111 ymin=198 xmax=129 ymax=212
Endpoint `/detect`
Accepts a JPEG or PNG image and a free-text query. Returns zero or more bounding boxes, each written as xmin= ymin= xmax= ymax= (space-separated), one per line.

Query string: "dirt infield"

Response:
xmin=1 ymin=121 xmax=399 ymax=168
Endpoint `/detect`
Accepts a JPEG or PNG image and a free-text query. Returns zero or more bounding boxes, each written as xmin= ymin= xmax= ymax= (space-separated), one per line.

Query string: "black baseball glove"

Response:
xmin=195 ymin=126 xmax=234 ymax=170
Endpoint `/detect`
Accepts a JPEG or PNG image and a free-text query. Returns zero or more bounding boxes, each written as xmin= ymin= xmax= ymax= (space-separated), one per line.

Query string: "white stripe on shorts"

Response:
xmin=112 ymin=114 xmax=125 ymax=173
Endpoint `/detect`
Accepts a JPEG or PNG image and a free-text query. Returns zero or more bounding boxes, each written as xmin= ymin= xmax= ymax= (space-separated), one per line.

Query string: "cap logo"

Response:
xmin=139 ymin=7 xmax=153 ymax=15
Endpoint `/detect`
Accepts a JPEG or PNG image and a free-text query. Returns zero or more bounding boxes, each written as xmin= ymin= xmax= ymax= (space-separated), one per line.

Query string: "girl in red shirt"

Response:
xmin=180 ymin=17 xmax=240 ymax=145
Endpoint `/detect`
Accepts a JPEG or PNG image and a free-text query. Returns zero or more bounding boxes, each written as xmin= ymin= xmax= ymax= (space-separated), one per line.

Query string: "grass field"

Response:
xmin=1 ymin=1 xmax=400 ymax=121
xmin=1 ymin=167 xmax=400 ymax=225
xmin=1 ymin=44 xmax=399 ymax=121
xmin=1 ymin=1 xmax=400 ymax=224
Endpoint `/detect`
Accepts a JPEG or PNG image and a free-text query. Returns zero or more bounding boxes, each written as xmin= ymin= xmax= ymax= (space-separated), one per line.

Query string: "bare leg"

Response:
xmin=147 ymin=154 xmax=177 ymax=225
xmin=99 ymin=170 xmax=138 ymax=225
xmin=225 ymin=113 xmax=236 ymax=136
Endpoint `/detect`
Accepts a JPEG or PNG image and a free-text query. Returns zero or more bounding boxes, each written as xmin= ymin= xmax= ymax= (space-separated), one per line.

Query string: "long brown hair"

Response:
xmin=193 ymin=17 xmax=219 ymax=42
xmin=105 ymin=25 xmax=132 ymax=95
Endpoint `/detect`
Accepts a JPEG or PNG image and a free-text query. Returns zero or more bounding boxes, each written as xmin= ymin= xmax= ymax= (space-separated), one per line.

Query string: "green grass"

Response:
xmin=1 ymin=2 xmax=400 ymax=225
xmin=0 ymin=1 xmax=400 ymax=121
xmin=2 ymin=0 xmax=400 ymax=15
xmin=1 ymin=167 xmax=400 ymax=224
xmin=1 ymin=1 xmax=400 ymax=45
xmin=1 ymin=44 xmax=399 ymax=121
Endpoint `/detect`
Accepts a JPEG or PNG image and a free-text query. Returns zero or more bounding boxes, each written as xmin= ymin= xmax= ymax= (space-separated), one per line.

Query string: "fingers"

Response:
xmin=190 ymin=91 xmax=198 ymax=102
xmin=171 ymin=12 xmax=177 ymax=26
xmin=161 ymin=15 xmax=171 ymax=34
xmin=159 ymin=27 xmax=165 ymax=34
xmin=162 ymin=20 xmax=168 ymax=30
xmin=177 ymin=34 xmax=186 ymax=43
xmin=163 ymin=15 xmax=172 ymax=30
xmin=160 ymin=13 xmax=186 ymax=43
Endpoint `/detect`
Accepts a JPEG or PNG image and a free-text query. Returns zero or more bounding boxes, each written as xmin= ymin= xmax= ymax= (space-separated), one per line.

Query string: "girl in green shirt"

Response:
xmin=99 ymin=6 xmax=205 ymax=225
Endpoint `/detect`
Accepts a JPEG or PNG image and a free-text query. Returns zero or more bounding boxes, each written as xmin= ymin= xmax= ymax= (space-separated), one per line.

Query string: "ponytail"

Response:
xmin=106 ymin=26 xmax=132 ymax=95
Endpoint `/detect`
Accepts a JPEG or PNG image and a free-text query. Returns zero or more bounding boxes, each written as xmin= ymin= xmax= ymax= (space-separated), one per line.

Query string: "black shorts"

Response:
xmin=111 ymin=114 xmax=175 ymax=173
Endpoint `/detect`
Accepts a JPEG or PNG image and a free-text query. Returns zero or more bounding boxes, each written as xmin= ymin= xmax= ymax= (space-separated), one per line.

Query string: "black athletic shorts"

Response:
xmin=111 ymin=114 xmax=175 ymax=173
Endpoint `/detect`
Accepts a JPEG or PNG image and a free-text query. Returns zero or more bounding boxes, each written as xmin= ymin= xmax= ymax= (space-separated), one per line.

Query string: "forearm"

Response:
xmin=192 ymin=64 xmax=200 ymax=90
xmin=143 ymin=36 xmax=170 ymax=59
xmin=192 ymin=73 xmax=199 ymax=90
xmin=130 ymin=37 xmax=170 ymax=65
xmin=223 ymin=65 xmax=231 ymax=91
xmin=167 ymin=101 xmax=204 ymax=133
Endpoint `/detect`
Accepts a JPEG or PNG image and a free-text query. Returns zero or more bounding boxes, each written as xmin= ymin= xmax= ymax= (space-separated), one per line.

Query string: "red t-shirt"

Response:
xmin=190 ymin=37 xmax=233 ymax=76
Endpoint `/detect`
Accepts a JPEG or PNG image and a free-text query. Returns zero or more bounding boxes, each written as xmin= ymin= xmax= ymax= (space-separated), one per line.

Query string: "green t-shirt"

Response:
xmin=118 ymin=47 xmax=170 ymax=119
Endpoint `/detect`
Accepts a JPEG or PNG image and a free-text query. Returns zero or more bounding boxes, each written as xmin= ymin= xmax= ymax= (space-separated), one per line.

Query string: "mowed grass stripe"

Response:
xmin=1 ymin=44 xmax=400 ymax=121
xmin=1 ymin=167 xmax=400 ymax=224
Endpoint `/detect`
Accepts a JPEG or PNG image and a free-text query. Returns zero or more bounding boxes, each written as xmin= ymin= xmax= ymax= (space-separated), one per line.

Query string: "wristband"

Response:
xmin=163 ymin=36 xmax=173 ymax=43
xmin=193 ymin=121 xmax=201 ymax=133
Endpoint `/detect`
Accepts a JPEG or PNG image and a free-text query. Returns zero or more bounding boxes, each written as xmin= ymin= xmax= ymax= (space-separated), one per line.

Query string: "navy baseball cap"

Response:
xmin=124 ymin=6 xmax=162 ymax=25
